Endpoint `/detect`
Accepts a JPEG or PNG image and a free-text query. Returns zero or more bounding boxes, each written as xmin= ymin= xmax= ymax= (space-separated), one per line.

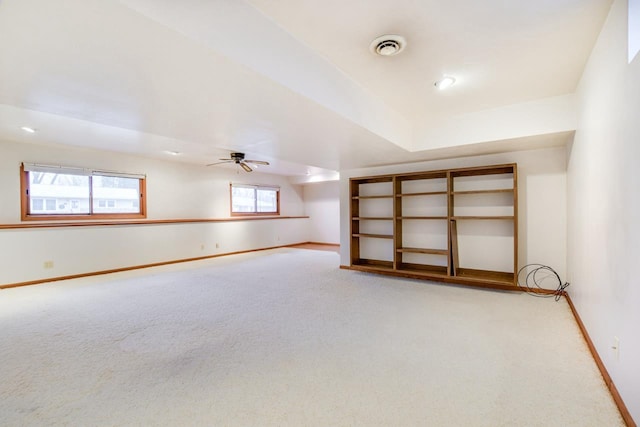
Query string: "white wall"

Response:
xmin=414 ymin=94 xmax=577 ymax=151
xmin=339 ymin=146 xmax=568 ymax=287
xmin=302 ymin=180 xmax=340 ymax=244
xmin=0 ymin=140 xmax=309 ymax=285
xmin=568 ymin=0 xmax=640 ymax=421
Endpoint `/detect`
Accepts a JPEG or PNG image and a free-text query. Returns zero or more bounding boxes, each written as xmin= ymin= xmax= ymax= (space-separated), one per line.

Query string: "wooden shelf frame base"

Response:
xmin=342 ymin=265 xmax=520 ymax=291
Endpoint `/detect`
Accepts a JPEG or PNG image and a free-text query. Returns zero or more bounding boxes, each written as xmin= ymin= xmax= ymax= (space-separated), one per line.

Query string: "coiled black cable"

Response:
xmin=517 ymin=264 xmax=570 ymax=301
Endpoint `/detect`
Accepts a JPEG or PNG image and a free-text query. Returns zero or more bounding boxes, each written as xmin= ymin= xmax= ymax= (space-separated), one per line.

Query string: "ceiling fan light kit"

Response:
xmin=206 ymin=152 xmax=269 ymax=172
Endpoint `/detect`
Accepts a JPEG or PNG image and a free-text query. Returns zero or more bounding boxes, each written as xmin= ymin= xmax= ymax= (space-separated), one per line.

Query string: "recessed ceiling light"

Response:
xmin=435 ymin=76 xmax=456 ymax=90
xmin=21 ymin=126 xmax=36 ymax=133
xmin=165 ymin=150 xmax=181 ymax=156
xmin=370 ymin=35 xmax=406 ymax=57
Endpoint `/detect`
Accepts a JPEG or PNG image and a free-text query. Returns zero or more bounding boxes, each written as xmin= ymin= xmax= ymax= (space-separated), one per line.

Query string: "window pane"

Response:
xmin=28 ymin=172 xmax=90 ymax=214
xmin=92 ymin=175 xmax=141 ymax=213
xmin=257 ymin=189 xmax=277 ymax=213
xmin=32 ymin=198 xmax=43 ymax=211
xmin=232 ymin=187 xmax=256 ymax=213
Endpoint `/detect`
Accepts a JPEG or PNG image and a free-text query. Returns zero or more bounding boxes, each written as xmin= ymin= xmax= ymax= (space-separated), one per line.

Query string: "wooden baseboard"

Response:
xmin=0 ymin=243 xmax=306 ymax=290
xmin=288 ymin=242 xmax=339 ymax=252
xmin=564 ymin=293 xmax=635 ymax=427
xmin=307 ymin=242 xmax=339 ymax=247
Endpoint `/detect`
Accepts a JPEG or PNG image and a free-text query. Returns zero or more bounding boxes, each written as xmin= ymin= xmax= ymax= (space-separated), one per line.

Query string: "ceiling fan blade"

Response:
xmin=244 ymin=160 xmax=269 ymax=166
xmin=240 ymin=162 xmax=253 ymax=172
xmin=206 ymin=160 xmax=233 ymax=166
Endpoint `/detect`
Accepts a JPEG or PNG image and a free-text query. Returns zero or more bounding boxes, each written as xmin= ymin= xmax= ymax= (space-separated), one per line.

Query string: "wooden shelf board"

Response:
xmin=396 ymin=172 xmax=448 ymax=181
xmin=398 ymin=216 xmax=448 ymax=220
xmin=352 ymin=195 xmax=394 ymax=200
xmin=450 ymin=164 xmax=516 ymax=177
xmin=351 ymin=176 xmax=394 ymax=184
xmin=397 ymin=264 xmax=448 ymax=275
xmin=352 ymin=217 xmax=393 ymax=221
xmin=352 ymin=233 xmax=394 ymax=239
xmin=351 ymin=259 xmax=394 ymax=270
xmin=450 ymin=216 xmax=514 ymax=220
xmin=455 ymin=268 xmax=515 ymax=284
xmin=396 ymin=191 xmax=447 ymax=197
xmin=397 ymin=247 xmax=448 ymax=255
xmin=452 ymin=189 xmax=513 ymax=195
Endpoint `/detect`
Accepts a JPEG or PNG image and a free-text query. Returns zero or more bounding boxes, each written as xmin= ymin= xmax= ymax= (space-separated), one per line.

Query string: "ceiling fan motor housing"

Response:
xmin=230 ymin=152 xmax=245 ymax=162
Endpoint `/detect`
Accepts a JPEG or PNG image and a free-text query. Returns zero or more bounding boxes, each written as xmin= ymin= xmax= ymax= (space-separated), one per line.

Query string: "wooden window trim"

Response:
xmin=20 ymin=164 xmax=147 ymax=221
xmin=229 ymin=183 xmax=280 ymax=216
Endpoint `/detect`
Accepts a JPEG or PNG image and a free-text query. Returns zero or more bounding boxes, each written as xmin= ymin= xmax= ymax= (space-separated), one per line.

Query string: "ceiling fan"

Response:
xmin=206 ymin=152 xmax=269 ymax=172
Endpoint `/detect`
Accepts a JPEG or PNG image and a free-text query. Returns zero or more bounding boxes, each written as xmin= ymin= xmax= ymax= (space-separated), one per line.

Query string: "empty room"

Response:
xmin=0 ymin=0 xmax=638 ymax=425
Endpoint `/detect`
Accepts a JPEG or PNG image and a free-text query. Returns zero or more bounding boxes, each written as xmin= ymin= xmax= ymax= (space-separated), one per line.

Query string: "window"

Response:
xmin=21 ymin=163 xmax=146 ymax=220
xmin=230 ymin=183 xmax=279 ymax=215
xmin=631 ymin=0 xmax=640 ymax=63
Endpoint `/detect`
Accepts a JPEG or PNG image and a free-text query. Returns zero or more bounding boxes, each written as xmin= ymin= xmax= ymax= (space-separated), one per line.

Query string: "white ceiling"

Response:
xmin=248 ymin=0 xmax=610 ymax=120
xmin=0 ymin=0 xmax=611 ymax=177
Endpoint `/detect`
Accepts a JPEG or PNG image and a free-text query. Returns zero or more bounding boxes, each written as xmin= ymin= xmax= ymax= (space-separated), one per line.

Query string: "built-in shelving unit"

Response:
xmin=349 ymin=163 xmax=518 ymax=290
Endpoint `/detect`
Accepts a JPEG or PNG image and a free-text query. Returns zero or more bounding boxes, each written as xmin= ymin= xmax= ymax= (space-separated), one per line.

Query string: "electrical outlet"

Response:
xmin=200 ymin=244 xmax=205 ymax=250
xmin=43 ymin=261 xmax=54 ymax=269
xmin=612 ymin=336 xmax=620 ymax=361
xmin=215 ymin=243 xmax=219 ymax=249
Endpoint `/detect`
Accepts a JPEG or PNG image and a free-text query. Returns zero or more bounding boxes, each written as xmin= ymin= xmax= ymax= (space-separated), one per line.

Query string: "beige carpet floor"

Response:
xmin=0 ymin=248 xmax=623 ymax=426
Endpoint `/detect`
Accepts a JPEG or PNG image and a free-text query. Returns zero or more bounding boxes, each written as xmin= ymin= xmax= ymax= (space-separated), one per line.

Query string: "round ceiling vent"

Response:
xmin=370 ymin=35 xmax=406 ymax=56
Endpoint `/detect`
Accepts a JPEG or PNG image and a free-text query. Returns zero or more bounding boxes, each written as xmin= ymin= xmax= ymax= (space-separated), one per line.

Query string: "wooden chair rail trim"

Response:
xmin=0 ymin=216 xmax=309 ymax=230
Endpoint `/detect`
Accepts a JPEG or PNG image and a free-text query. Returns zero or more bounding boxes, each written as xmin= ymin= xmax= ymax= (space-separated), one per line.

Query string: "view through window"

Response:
xmin=21 ymin=163 xmax=146 ymax=219
xmin=231 ymin=184 xmax=279 ymax=215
